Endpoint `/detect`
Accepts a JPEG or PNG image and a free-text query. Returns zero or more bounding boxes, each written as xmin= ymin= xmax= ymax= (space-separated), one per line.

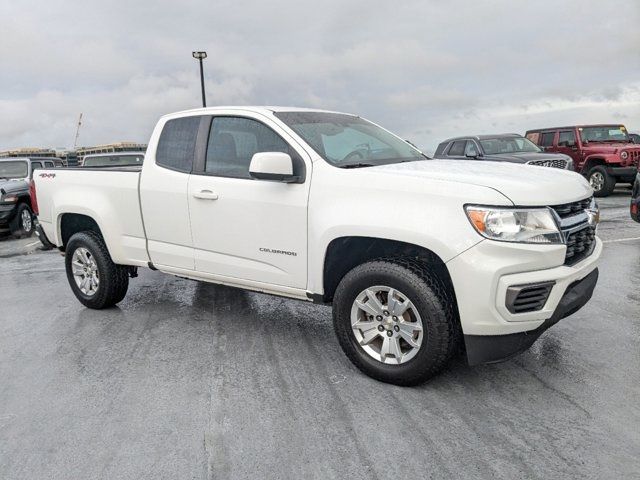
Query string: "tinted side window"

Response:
xmin=558 ymin=130 xmax=576 ymax=146
xmin=434 ymin=142 xmax=447 ymax=156
xmin=44 ymin=161 xmax=54 ymax=168
xmin=526 ymin=132 xmax=540 ymax=144
xmin=156 ymin=116 xmax=200 ymax=172
xmin=205 ymin=117 xmax=301 ymax=179
xmin=464 ymin=141 xmax=479 ymax=157
xmin=539 ymin=132 xmax=555 ymax=147
xmin=31 ymin=161 xmax=43 ymax=170
xmin=448 ymin=140 xmax=466 ymax=156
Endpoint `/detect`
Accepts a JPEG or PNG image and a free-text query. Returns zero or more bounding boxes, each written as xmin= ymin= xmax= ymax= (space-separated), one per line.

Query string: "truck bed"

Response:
xmin=34 ymin=168 xmax=149 ymax=266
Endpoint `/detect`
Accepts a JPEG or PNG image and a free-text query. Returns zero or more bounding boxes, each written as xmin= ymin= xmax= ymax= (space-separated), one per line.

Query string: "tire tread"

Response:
xmin=333 ymin=257 xmax=461 ymax=386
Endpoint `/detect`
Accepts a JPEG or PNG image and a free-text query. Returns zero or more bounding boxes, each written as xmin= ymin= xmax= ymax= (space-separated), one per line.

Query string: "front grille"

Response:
xmin=506 ymin=282 xmax=555 ymax=314
xmin=551 ymin=197 xmax=592 ymax=218
xmin=627 ymin=150 xmax=640 ymax=167
xmin=565 ymin=226 xmax=596 ymax=265
xmin=527 ymin=159 xmax=568 ymax=169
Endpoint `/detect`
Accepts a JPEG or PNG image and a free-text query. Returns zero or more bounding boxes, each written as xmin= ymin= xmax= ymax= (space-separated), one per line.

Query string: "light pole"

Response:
xmin=192 ymin=51 xmax=207 ymax=107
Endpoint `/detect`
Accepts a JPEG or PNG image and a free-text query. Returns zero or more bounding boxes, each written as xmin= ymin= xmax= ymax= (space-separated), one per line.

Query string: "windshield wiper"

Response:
xmin=340 ymin=162 xmax=376 ymax=169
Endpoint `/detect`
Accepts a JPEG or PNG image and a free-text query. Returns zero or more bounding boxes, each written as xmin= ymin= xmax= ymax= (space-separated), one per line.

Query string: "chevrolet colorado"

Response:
xmin=34 ymin=107 xmax=602 ymax=385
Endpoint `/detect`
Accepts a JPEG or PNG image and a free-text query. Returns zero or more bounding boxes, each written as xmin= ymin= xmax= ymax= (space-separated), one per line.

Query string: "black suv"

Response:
xmin=0 ymin=157 xmax=63 ymax=238
xmin=434 ymin=134 xmax=573 ymax=170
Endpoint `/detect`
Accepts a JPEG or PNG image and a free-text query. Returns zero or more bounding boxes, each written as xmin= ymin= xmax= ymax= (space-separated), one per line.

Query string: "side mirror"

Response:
xmin=249 ymin=152 xmax=299 ymax=183
xmin=465 ymin=152 xmax=478 ymax=159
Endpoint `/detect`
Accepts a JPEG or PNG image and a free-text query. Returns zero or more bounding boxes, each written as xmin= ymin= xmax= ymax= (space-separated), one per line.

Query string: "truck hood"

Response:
xmin=482 ymin=152 xmax=570 ymax=164
xmin=0 ymin=178 xmax=28 ymax=195
xmin=373 ymin=159 xmax=592 ymax=206
xmin=582 ymin=142 xmax=639 ymax=154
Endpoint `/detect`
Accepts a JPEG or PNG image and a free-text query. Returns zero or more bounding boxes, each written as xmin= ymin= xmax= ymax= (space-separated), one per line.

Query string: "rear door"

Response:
xmin=140 ymin=115 xmax=203 ymax=270
xmin=187 ymin=112 xmax=311 ymax=288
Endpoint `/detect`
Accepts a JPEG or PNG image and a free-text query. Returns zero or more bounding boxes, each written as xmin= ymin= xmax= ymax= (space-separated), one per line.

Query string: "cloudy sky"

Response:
xmin=1 ymin=0 xmax=639 ymax=154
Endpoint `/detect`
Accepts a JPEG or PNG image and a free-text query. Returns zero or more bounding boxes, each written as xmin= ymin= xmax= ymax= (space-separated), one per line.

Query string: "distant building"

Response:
xmin=1 ymin=143 xmax=147 ymax=167
xmin=0 ymin=147 xmax=58 ymax=158
xmin=76 ymin=142 xmax=147 ymax=157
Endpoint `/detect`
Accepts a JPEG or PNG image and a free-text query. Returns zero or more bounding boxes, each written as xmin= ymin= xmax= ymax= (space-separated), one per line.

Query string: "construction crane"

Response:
xmin=73 ymin=113 xmax=83 ymax=149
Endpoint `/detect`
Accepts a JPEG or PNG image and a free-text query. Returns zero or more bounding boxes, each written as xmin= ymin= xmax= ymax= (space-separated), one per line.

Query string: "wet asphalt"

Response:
xmin=0 ymin=190 xmax=639 ymax=479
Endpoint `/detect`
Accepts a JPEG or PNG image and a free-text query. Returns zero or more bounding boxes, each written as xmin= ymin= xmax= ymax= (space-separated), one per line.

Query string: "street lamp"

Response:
xmin=192 ymin=51 xmax=207 ymax=107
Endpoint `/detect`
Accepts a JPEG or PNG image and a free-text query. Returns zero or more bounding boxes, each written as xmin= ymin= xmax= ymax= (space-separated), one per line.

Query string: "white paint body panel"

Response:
xmin=34 ymin=106 xmax=601 ymax=338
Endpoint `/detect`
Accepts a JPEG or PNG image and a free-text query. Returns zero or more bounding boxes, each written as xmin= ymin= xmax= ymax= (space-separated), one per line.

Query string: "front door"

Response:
xmin=188 ymin=114 xmax=310 ymax=289
xmin=557 ymin=129 xmax=581 ymax=167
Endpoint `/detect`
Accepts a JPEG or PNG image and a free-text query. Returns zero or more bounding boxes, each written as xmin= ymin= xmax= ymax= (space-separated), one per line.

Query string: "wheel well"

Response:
xmin=582 ymin=158 xmax=606 ymax=174
xmin=15 ymin=195 xmax=31 ymax=208
xmin=59 ymin=214 xmax=103 ymax=250
xmin=322 ymin=237 xmax=455 ymax=303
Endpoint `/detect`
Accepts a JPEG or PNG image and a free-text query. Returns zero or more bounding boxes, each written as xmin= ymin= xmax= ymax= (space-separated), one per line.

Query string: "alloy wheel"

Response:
xmin=350 ymin=286 xmax=424 ymax=365
xmin=21 ymin=209 xmax=32 ymax=232
xmin=590 ymin=172 xmax=604 ymax=191
xmin=71 ymin=247 xmax=100 ymax=296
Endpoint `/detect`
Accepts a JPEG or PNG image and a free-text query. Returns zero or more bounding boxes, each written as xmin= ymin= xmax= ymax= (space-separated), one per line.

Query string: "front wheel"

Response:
xmin=65 ymin=231 xmax=129 ymax=309
xmin=9 ymin=203 xmax=35 ymax=238
xmin=333 ymin=259 xmax=460 ymax=386
xmin=588 ymin=166 xmax=616 ymax=197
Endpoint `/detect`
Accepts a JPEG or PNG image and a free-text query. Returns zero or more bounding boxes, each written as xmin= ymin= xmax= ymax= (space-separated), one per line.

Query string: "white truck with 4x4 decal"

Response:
xmin=33 ymin=107 xmax=601 ymax=385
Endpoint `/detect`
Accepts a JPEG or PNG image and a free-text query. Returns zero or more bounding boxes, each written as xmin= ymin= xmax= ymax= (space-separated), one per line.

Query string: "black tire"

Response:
xmin=65 ymin=231 xmax=129 ymax=309
xmin=588 ymin=166 xmax=616 ymax=197
xmin=333 ymin=259 xmax=460 ymax=386
xmin=9 ymin=203 xmax=35 ymax=238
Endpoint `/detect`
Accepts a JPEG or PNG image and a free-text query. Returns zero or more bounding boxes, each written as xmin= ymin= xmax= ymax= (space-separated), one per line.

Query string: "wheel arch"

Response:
xmin=58 ymin=212 xmax=106 ymax=251
xmin=320 ymin=236 xmax=457 ymax=305
xmin=581 ymin=156 xmax=607 ymax=174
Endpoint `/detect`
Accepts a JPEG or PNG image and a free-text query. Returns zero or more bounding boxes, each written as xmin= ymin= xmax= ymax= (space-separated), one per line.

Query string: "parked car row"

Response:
xmin=0 ymin=153 xmax=146 ymax=239
xmin=432 ymin=124 xmax=640 ymax=198
xmin=434 ymin=134 xmax=573 ymax=170
xmin=0 ymin=157 xmax=64 ymax=238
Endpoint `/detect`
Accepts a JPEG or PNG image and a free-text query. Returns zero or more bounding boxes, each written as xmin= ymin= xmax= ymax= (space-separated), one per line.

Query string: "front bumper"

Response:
xmin=464 ymin=268 xmax=598 ymax=364
xmin=609 ymin=166 xmax=637 ymax=178
xmin=631 ymin=173 xmax=640 ymax=223
xmin=446 ymin=236 xmax=602 ymax=362
xmin=0 ymin=203 xmax=18 ymax=225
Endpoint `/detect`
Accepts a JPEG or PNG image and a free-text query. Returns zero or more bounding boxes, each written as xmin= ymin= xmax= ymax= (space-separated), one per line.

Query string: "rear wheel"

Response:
xmin=588 ymin=166 xmax=616 ymax=197
xmin=9 ymin=203 xmax=34 ymax=238
xmin=65 ymin=231 xmax=129 ymax=309
xmin=333 ymin=259 xmax=460 ymax=386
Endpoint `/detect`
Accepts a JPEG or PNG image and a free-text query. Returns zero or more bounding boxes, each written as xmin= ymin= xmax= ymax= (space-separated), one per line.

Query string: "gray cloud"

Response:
xmin=1 ymin=0 xmax=639 ymax=154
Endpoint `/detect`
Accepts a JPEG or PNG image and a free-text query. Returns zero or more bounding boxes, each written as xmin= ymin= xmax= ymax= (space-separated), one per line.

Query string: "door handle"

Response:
xmin=193 ymin=190 xmax=219 ymax=200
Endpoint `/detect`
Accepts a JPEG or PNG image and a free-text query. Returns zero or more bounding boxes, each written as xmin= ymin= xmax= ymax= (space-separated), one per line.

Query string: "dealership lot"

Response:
xmin=1 ymin=191 xmax=638 ymax=479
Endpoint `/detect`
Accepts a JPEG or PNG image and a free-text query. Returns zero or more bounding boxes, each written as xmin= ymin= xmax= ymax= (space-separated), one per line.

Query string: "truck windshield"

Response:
xmin=480 ymin=137 xmax=541 ymax=155
xmin=0 ymin=161 xmax=29 ymax=179
xmin=274 ymin=111 xmax=425 ymax=168
xmin=580 ymin=126 xmax=629 ymax=143
xmin=83 ymin=154 xmax=144 ymax=167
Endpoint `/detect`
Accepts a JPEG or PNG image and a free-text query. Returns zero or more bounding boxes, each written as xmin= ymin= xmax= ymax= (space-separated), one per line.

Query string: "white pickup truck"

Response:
xmin=34 ymin=107 xmax=602 ymax=385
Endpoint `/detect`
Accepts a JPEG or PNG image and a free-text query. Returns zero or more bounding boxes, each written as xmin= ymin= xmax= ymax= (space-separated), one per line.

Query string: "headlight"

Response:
xmin=621 ymin=151 xmax=629 ymax=160
xmin=465 ymin=206 xmax=562 ymax=244
xmin=586 ymin=198 xmax=600 ymax=227
xmin=566 ymin=158 xmax=574 ymax=170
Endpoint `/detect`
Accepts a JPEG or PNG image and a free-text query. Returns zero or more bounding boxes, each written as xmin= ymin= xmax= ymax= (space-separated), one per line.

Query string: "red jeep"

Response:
xmin=525 ymin=124 xmax=640 ymax=197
